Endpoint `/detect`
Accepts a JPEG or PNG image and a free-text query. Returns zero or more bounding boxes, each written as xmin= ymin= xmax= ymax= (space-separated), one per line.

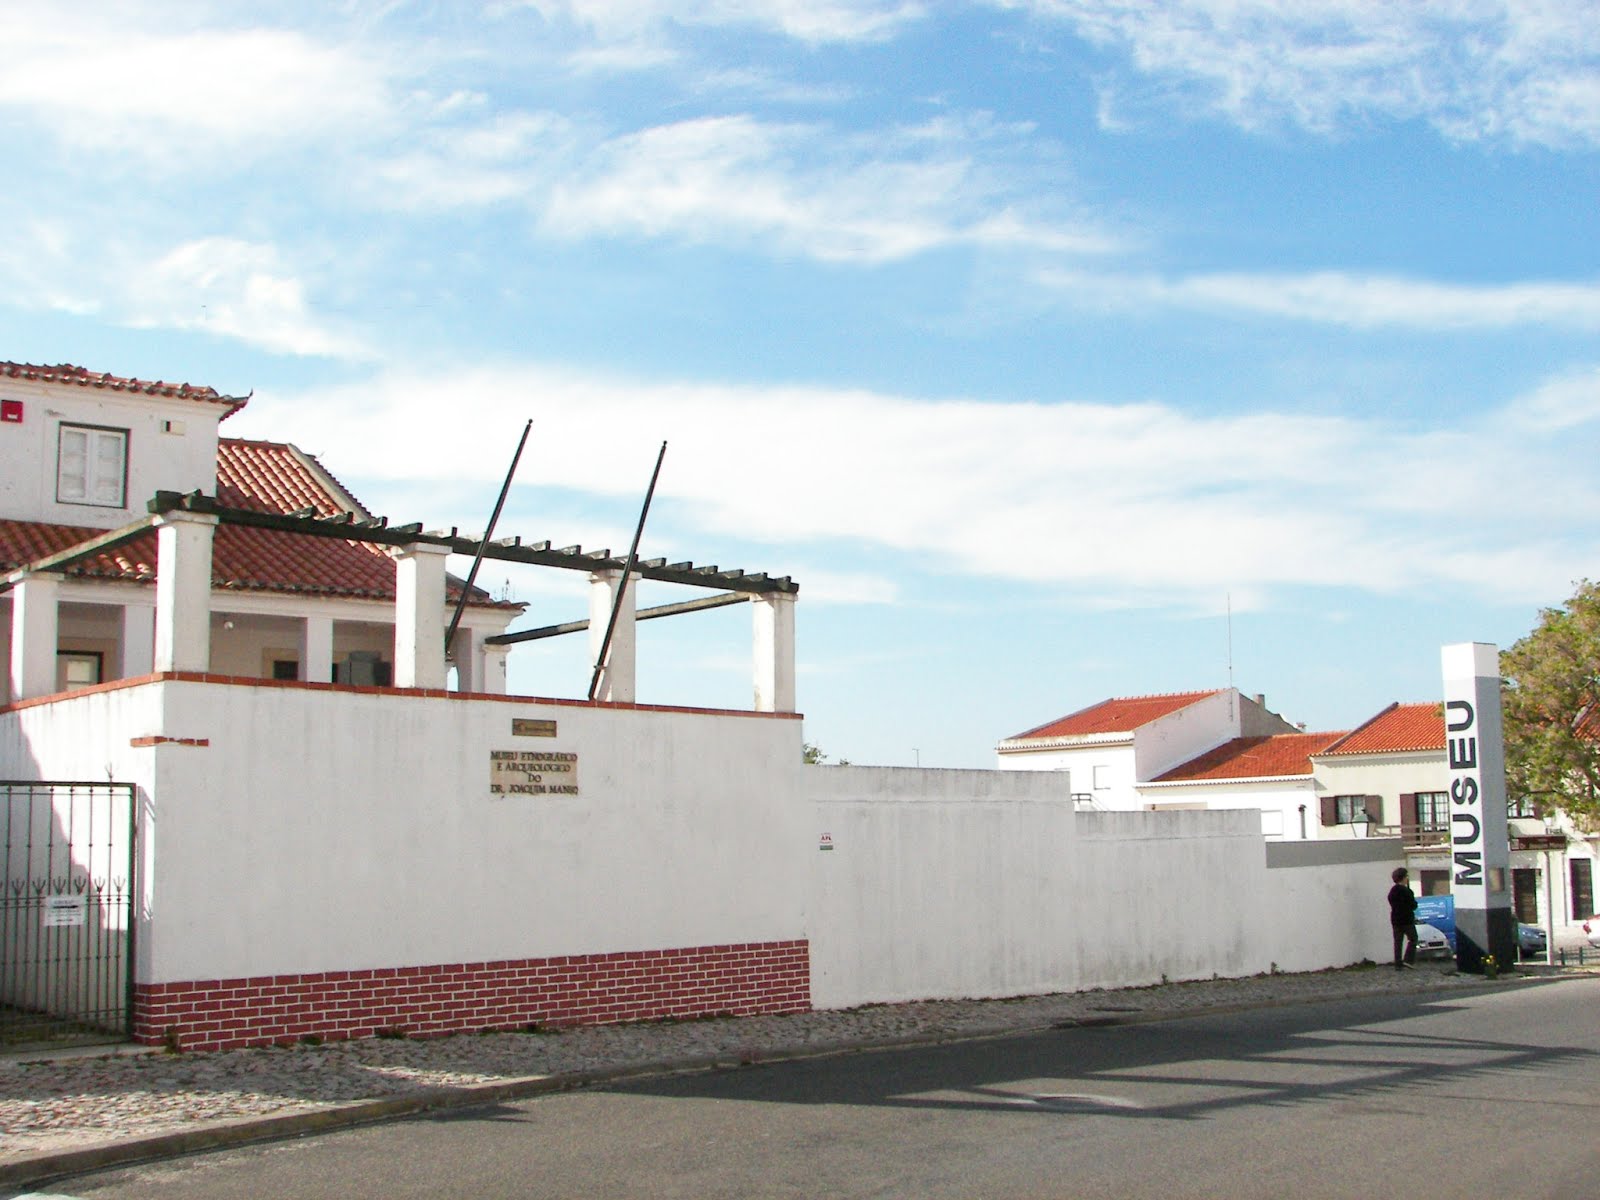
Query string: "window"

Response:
xmin=56 ymin=651 xmax=103 ymax=692
xmin=1572 ymin=859 xmax=1594 ymax=921
xmin=57 ymin=424 xmax=128 ymax=508
xmin=1092 ymin=765 xmax=1110 ymax=791
xmin=1507 ymin=795 xmax=1542 ymax=819
xmin=1415 ymin=792 xmax=1449 ymax=831
xmin=1321 ymin=794 xmax=1380 ymax=826
xmin=271 ymin=659 xmax=300 ymax=681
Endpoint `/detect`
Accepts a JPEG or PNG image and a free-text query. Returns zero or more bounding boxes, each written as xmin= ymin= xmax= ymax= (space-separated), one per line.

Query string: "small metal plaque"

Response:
xmin=512 ymin=718 xmax=558 ymax=738
xmin=44 ymin=896 xmax=87 ymax=928
xmin=490 ymin=750 xmax=579 ymax=797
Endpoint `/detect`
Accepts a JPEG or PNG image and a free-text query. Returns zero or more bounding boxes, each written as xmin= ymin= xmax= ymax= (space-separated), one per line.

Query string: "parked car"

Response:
xmin=1583 ymin=916 xmax=1600 ymax=949
xmin=1415 ymin=923 xmax=1452 ymax=959
xmin=1517 ymin=923 xmax=1548 ymax=958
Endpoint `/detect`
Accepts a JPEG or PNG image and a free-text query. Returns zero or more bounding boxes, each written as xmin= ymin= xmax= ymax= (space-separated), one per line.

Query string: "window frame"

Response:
xmin=56 ymin=650 xmax=104 ymax=692
xmin=56 ymin=422 xmax=130 ymax=509
xmin=1414 ymin=791 xmax=1450 ymax=831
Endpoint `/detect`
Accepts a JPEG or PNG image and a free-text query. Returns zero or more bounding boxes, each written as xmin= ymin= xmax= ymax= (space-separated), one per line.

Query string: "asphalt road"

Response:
xmin=24 ymin=977 xmax=1600 ymax=1200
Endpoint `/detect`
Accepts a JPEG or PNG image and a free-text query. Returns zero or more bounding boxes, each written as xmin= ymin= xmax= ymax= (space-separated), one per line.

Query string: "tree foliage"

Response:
xmin=1501 ymin=579 xmax=1600 ymax=829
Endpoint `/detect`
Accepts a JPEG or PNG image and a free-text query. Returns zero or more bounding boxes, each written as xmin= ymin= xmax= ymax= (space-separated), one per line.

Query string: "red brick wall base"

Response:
xmin=133 ymin=940 xmax=811 ymax=1053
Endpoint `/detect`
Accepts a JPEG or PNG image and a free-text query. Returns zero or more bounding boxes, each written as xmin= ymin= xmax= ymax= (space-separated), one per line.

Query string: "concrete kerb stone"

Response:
xmin=2 ymin=966 xmax=1590 ymax=1192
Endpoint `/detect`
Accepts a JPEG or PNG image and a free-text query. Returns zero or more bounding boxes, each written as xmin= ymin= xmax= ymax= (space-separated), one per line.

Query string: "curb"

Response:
xmin=1 ymin=969 xmax=1587 ymax=1191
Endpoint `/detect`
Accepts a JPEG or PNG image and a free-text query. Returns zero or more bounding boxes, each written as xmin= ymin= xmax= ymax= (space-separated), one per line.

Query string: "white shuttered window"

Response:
xmin=57 ymin=424 xmax=128 ymax=507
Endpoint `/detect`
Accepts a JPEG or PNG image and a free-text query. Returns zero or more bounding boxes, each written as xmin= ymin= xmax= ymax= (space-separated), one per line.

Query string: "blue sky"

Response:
xmin=5 ymin=0 xmax=1599 ymax=766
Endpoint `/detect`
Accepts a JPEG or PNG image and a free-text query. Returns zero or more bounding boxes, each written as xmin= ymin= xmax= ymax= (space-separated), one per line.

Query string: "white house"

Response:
xmin=1138 ymin=729 xmax=1347 ymax=839
xmin=1004 ymin=688 xmax=1597 ymax=934
xmin=1 ymin=362 xmax=523 ymax=703
xmin=995 ymin=688 xmax=1300 ymax=807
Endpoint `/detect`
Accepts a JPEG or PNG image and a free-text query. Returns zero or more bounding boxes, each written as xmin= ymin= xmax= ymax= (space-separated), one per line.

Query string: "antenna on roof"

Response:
xmin=1226 ymin=592 xmax=1234 ymax=693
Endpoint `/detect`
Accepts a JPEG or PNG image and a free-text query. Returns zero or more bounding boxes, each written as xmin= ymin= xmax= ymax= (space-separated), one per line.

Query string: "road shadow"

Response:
xmin=588 ymin=981 xmax=1600 ymax=1127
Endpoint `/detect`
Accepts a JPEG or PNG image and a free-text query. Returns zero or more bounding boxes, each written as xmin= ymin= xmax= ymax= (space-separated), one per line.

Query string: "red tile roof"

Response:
xmin=1319 ymin=703 xmax=1445 ymax=756
xmin=2 ymin=361 xmax=246 ymax=414
xmin=1007 ymin=690 xmax=1222 ymax=741
xmin=1154 ymin=731 xmax=1348 ymax=782
xmin=0 ymin=439 xmax=510 ymax=608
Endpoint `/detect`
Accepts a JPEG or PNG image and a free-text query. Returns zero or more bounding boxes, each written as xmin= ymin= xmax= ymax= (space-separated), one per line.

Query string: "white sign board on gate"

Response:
xmin=44 ymin=895 xmax=88 ymax=927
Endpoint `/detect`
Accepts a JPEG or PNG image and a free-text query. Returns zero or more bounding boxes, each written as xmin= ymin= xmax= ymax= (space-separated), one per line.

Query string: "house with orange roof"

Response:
xmin=0 ymin=362 xmax=523 ymax=703
xmin=995 ymin=688 xmax=1299 ymax=807
xmin=1311 ymin=702 xmax=1595 ymax=927
xmin=1008 ymin=688 xmax=1597 ymax=934
xmin=1138 ymin=729 xmax=1349 ymax=839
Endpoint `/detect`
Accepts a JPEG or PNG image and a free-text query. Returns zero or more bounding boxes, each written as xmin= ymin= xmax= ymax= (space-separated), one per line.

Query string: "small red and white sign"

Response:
xmin=818 ymin=833 xmax=834 ymax=851
xmin=0 ymin=399 xmax=22 ymax=423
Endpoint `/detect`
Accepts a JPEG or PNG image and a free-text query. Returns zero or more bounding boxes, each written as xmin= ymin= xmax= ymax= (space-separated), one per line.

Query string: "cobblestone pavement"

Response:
xmin=0 ymin=961 xmax=1568 ymax=1168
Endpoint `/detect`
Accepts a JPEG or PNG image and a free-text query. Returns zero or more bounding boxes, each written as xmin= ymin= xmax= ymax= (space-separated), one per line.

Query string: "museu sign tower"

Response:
xmin=1441 ymin=642 xmax=1518 ymax=972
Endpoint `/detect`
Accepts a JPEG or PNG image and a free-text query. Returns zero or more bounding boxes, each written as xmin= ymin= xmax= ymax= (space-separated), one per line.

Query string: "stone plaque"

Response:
xmin=512 ymin=718 xmax=557 ymax=738
xmin=490 ymin=749 xmax=579 ymax=797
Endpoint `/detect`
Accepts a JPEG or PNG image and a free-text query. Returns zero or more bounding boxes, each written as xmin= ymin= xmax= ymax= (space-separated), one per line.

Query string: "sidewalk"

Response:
xmin=1 ymin=961 xmax=1586 ymax=1190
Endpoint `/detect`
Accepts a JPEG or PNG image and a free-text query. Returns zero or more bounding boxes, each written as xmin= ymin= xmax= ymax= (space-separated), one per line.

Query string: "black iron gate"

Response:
xmin=2 ymin=780 xmax=136 ymax=1050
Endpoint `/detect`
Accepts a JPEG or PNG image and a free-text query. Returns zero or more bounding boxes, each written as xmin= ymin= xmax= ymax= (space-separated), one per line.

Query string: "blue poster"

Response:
xmin=1416 ymin=895 xmax=1456 ymax=949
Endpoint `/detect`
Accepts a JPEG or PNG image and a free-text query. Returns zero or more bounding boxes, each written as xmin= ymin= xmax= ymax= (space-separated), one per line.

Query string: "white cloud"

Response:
xmin=1007 ymin=0 xmax=1600 ymax=148
xmin=517 ymin=0 xmax=925 ymax=46
xmin=236 ymin=360 xmax=1600 ymax=611
xmin=542 ymin=115 xmax=1118 ymax=263
xmin=1034 ymin=267 xmax=1600 ymax=331
xmin=0 ymin=12 xmax=397 ymax=159
xmin=1503 ymin=366 xmax=1600 ymax=432
xmin=123 ymin=238 xmax=368 ymax=359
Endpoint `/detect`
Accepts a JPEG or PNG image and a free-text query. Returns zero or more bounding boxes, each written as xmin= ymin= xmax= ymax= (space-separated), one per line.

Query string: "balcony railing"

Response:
xmin=1370 ymin=823 xmax=1450 ymax=850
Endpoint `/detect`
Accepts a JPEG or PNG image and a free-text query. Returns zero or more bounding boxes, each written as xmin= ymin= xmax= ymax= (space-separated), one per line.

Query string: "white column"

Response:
xmin=484 ymin=645 xmax=510 ymax=696
xmin=10 ymin=572 xmax=62 ymax=700
xmin=153 ymin=511 xmax=218 ymax=673
xmin=589 ymin=570 xmax=637 ymax=703
xmin=299 ymin=614 xmax=334 ymax=683
xmin=450 ymin=624 xmax=481 ymax=693
xmin=753 ymin=591 xmax=797 ymax=713
xmin=120 ymin=601 xmax=156 ymax=678
xmin=392 ymin=542 xmax=450 ymax=689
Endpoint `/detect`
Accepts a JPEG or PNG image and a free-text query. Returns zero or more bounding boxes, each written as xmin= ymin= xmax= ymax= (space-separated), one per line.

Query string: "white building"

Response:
xmin=995 ymin=688 xmax=1299 ymax=807
xmin=1004 ymin=690 xmax=1598 ymax=934
xmin=1 ymin=362 xmax=523 ymax=702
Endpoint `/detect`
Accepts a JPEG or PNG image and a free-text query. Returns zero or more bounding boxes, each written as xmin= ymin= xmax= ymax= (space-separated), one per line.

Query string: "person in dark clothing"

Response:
xmin=1388 ymin=866 xmax=1418 ymax=969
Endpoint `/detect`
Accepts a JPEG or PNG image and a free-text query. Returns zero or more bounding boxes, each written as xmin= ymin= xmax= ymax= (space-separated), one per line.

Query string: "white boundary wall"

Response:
xmin=2 ymin=679 xmax=807 ymax=983
xmin=2 ymin=679 xmax=1399 ymax=1012
xmin=806 ymin=766 xmax=1398 ymax=1010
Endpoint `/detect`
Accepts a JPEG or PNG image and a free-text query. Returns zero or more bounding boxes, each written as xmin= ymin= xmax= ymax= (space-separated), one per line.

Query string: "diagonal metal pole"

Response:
xmin=445 ymin=419 xmax=532 ymax=658
xmin=589 ymin=440 xmax=667 ymax=702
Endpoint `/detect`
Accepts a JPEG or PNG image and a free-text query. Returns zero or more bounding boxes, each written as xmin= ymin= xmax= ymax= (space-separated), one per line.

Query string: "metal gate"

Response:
xmin=2 ymin=781 xmax=136 ymax=1051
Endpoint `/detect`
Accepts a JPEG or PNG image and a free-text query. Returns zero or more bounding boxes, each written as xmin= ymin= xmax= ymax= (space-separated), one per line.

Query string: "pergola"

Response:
xmin=4 ymin=490 xmax=799 ymax=712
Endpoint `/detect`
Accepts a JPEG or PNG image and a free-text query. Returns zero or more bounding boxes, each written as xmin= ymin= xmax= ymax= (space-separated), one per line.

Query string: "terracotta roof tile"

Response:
xmin=1008 ymin=690 xmax=1223 ymax=741
xmin=1319 ymin=703 xmax=1445 ymax=756
xmin=1154 ymin=731 xmax=1348 ymax=782
xmin=217 ymin=439 xmax=370 ymax=517
xmin=2 ymin=361 xmax=245 ymax=413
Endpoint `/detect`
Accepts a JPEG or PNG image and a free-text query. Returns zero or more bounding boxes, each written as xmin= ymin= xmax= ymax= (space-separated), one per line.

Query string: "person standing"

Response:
xmin=1388 ymin=866 xmax=1418 ymax=969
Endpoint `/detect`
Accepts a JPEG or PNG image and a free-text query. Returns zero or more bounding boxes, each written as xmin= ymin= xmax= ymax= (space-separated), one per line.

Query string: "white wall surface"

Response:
xmin=1312 ymin=751 xmax=1450 ymax=836
xmin=806 ymin=767 xmax=1397 ymax=1010
xmin=0 ymin=380 xmax=222 ymax=527
xmin=1132 ymin=689 xmax=1244 ymax=782
xmin=4 ymin=679 xmax=808 ymax=982
xmin=3 ymin=681 xmax=1406 ymax=1008
xmin=1138 ymin=779 xmax=1320 ymax=840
